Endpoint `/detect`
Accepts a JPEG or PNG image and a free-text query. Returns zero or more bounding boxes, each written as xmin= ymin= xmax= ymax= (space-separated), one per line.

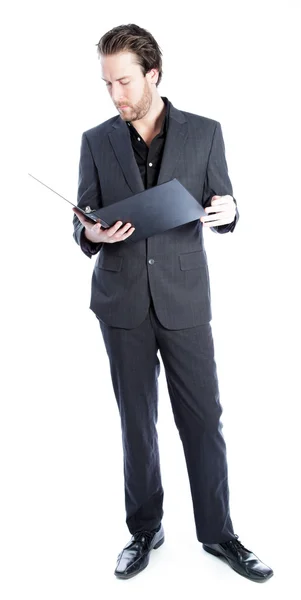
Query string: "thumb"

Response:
xmin=92 ymin=221 xmax=102 ymax=231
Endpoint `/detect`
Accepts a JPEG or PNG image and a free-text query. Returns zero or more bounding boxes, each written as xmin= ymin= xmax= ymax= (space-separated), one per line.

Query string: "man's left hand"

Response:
xmin=200 ymin=195 xmax=236 ymax=227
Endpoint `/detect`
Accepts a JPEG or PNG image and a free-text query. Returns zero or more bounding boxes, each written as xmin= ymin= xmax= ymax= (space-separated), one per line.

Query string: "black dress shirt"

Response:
xmin=126 ymin=96 xmax=170 ymax=189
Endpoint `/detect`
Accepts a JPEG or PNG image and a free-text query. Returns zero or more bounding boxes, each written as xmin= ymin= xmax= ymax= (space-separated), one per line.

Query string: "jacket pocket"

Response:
xmin=97 ymin=253 xmax=123 ymax=272
xmin=179 ymin=250 xmax=206 ymax=271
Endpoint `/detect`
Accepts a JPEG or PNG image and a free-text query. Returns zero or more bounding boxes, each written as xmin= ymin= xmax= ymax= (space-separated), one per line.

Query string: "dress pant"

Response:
xmin=98 ymin=298 xmax=236 ymax=544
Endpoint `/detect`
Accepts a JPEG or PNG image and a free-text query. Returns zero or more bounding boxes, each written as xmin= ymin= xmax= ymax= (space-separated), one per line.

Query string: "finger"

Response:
xmin=205 ymin=206 xmax=225 ymax=214
xmin=211 ymin=199 xmax=230 ymax=206
xmin=91 ymin=221 xmax=103 ymax=233
xmin=114 ymin=223 xmax=133 ymax=237
xmin=202 ymin=210 xmax=234 ymax=221
xmin=109 ymin=225 xmax=135 ymax=242
xmin=124 ymin=227 xmax=135 ymax=237
xmin=202 ymin=214 xmax=225 ymax=223
xmin=121 ymin=222 xmax=133 ymax=232
xmin=211 ymin=195 xmax=233 ymax=206
xmin=203 ymin=218 xmax=233 ymax=227
xmin=107 ymin=221 xmax=124 ymax=237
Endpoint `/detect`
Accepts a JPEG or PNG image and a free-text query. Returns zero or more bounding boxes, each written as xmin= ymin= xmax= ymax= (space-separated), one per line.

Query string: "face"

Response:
xmin=100 ymin=51 xmax=158 ymax=122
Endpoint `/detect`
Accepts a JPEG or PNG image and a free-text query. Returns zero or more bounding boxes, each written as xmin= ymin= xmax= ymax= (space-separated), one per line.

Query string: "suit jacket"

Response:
xmin=73 ymin=100 xmax=239 ymax=330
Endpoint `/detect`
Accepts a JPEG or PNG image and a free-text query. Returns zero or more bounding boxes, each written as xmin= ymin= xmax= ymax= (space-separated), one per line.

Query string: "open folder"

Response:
xmin=84 ymin=178 xmax=208 ymax=243
xmin=28 ymin=174 xmax=207 ymax=243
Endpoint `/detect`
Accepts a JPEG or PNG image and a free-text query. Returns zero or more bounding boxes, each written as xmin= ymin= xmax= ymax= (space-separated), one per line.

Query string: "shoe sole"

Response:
xmin=203 ymin=545 xmax=274 ymax=583
xmin=114 ymin=535 xmax=165 ymax=579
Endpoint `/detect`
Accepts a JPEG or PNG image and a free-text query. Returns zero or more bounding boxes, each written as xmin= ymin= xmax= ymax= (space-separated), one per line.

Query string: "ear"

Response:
xmin=147 ymin=68 xmax=159 ymax=84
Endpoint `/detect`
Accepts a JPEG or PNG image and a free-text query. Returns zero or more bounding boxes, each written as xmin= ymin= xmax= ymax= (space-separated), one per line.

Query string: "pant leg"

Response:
xmin=98 ymin=309 xmax=164 ymax=534
xmin=148 ymin=306 xmax=236 ymax=544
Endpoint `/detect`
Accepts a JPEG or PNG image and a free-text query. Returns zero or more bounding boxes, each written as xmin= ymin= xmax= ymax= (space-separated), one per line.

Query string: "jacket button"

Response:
xmin=148 ymin=258 xmax=155 ymax=264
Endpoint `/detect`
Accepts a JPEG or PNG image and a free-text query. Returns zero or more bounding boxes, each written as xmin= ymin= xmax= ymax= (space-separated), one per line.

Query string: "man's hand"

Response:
xmin=200 ymin=195 xmax=236 ymax=227
xmin=73 ymin=208 xmax=135 ymax=243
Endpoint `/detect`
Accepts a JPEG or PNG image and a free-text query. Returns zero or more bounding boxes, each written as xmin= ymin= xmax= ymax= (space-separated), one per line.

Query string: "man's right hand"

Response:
xmin=73 ymin=208 xmax=135 ymax=244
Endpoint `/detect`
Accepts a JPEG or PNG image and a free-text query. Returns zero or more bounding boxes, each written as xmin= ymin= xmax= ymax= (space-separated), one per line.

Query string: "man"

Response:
xmin=72 ymin=24 xmax=273 ymax=583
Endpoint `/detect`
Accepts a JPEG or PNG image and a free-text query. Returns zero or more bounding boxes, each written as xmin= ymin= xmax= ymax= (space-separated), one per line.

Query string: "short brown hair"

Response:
xmin=96 ymin=24 xmax=163 ymax=87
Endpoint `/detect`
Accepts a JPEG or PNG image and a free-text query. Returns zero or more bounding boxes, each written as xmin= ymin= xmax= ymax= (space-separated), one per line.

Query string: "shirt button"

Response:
xmin=149 ymin=162 xmax=153 ymax=167
xmin=137 ymin=137 xmax=141 ymax=141
xmin=148 ymin=258 xmax=155 ymax=265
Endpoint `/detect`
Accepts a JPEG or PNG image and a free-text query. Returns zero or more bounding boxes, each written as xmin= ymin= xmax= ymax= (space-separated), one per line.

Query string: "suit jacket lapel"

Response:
xmin=108 ymin=100 xmax=188 ymax=194
xmin=108 ymin=121 xmax=144 ymax=194
xmin=157 ymin=105 xmax=187 ymax=185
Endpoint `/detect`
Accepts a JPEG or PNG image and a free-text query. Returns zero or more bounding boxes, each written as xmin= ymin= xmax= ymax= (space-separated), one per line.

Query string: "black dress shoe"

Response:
xmin=114 ymin=524 xmax=164 ymax=579
xmin=203 ymin=534 xmax=274 ymax=582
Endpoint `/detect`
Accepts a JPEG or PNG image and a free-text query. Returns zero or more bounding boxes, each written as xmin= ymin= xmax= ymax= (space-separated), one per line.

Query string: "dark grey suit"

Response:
xmin=73 ymin=100 xmax=239 ymax=543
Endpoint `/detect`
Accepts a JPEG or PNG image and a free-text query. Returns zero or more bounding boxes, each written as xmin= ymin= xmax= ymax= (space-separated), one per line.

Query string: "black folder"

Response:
xmin=28 ymin=174 xmax=207 ymax=243
xmin=80 ymin=178 xmax=207 ymax=243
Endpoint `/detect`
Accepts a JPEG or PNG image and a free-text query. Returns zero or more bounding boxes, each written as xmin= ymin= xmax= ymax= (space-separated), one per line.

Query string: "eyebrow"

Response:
xmin=101 ymin=76 xmax=131 ymax=82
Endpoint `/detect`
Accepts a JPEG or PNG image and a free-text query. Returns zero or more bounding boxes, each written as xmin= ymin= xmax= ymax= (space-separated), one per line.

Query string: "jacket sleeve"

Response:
xmin=202 ymin=121 xmax=239 ymax=234
xmin=73 ymin=132 xmax=103 ymax=258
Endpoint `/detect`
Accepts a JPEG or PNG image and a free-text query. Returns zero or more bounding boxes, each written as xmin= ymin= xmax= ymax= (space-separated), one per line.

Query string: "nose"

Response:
xmin=109 ymin=84 xmax=129 ymax=107
xmin=113 ymin=95 xmax=124 ymax=105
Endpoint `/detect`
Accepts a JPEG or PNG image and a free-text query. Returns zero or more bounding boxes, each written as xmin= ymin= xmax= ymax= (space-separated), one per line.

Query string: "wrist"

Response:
xmin=83 ymin=227 xmax=96 ymax=243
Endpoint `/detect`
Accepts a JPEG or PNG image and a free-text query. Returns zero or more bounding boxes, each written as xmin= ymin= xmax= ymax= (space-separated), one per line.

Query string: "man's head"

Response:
xmin=96 ymin=24 xmax=163 ymax=122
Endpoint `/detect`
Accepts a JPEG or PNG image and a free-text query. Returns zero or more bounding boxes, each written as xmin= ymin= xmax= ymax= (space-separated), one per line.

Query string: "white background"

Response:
xmin=2 ymin=0 xmax=301 ymax=598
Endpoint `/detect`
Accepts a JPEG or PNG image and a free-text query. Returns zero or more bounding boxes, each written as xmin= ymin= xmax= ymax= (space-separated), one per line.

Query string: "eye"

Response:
xmin=105 ymin=81 xmax=130 ymax=86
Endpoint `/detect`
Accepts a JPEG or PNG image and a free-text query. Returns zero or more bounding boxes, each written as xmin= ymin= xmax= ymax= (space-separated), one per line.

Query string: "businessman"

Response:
xmin=72 ymin=23 xmax=273 ymax=583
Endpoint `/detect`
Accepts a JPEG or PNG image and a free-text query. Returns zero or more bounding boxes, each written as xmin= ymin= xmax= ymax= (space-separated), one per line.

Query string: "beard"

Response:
xmin=117 ymin=80 xmax=152 ymax=122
